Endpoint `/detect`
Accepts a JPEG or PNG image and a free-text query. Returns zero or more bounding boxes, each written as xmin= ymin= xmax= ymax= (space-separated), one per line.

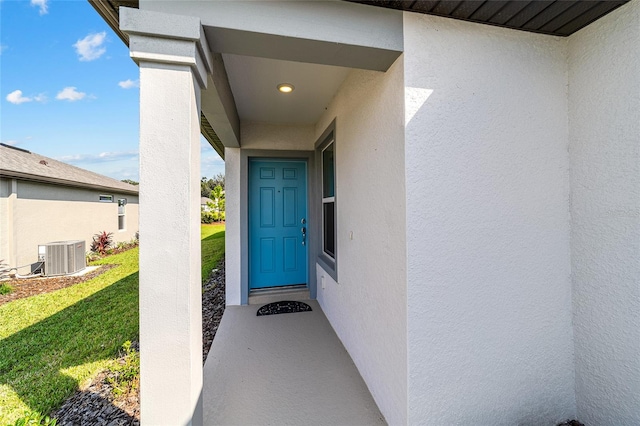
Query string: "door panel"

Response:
xmin=249 ymin=159 xmax=308 ymax=289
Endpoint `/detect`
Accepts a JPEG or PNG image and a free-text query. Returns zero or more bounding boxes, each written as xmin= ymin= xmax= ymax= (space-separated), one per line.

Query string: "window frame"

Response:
xmin=99 ymin=194 xmax=113 ymax=202
xmin=117 ymin=198 xmax=127 ymax=231
xmin=315 ymin=120 xmax=337 ymax=280
xmin=321 ymin=141 xmax=336 ymax=259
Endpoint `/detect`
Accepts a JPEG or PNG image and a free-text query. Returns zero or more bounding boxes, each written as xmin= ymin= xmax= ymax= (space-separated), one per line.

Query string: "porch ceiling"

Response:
xmin=223 ymin=54 xmax=351 ymax=125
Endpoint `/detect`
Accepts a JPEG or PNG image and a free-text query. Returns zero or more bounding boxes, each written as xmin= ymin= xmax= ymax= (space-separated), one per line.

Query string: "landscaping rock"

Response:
xmin=202 ymin=257 xmax=226 ymax=363
xmin=52 ymin=368 xmax=139 ymax=425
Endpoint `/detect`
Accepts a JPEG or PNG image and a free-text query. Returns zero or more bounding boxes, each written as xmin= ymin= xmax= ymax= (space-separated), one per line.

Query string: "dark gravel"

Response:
xmin=53 ymin=349 xmax=140 ymax=425
xmin=202 ymin=256 xmax=226 ymax=363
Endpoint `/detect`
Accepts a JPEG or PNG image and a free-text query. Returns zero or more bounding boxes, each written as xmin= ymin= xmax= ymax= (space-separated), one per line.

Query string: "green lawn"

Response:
xmin=0 ymin=224 xmax=225 ymax=424
xmin=201 ymin=223 xmax=225 ymax=283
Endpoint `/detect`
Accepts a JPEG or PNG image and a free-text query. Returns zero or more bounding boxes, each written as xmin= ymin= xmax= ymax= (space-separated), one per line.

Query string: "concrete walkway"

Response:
xmin=203 ymin=300 xmax=386 ymax=425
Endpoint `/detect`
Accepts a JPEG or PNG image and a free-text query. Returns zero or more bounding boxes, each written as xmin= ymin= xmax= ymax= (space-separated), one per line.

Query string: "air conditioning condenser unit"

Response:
xmin=38 ymin=240 xmax=86 ymax=276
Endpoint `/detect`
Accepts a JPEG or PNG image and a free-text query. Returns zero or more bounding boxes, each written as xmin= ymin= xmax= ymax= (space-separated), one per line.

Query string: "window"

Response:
xmin=99 ymin=194 xmax=113 ymax=202
xmin=322 ymin=142 xmax=335 ymax=259
xmin=316 ymin=120 xmax=337 ymax=280
xmin=118 ymin=199 xmax=126 ymax=230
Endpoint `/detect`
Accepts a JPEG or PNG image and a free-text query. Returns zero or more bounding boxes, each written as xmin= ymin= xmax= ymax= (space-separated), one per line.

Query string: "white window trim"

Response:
xmin=315 ymin=119 xmax=337 ymax=281
xmin=321 ymin=139 xmax=336 ymax=261
xmin=117 ymin=199 xmax=126 ymax=231
xmin=99 ymin=194 xmax=113 ymax=202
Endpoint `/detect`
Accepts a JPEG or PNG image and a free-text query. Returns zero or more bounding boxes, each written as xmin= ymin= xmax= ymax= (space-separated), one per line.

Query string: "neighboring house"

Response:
xmin=200 ymin=196 xmax=213 ymax=212
xmin=0 ymin=143 xmax=139 ymax=272
xmin=91 ymin=0 xmax=640 ymax=424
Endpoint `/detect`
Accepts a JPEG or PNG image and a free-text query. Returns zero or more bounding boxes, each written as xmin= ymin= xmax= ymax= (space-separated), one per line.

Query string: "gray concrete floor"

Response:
xmin=203 ymin=300 xmax=386 ymax=426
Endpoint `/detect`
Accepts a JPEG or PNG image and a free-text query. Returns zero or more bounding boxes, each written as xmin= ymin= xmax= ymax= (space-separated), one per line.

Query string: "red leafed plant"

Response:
xmin=91 ymin=231 xmax=114 ymax=255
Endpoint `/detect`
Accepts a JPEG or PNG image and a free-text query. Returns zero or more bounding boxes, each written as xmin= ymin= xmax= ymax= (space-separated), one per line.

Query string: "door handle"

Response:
xmin=301 ymin=226 xmax=306 ymax=245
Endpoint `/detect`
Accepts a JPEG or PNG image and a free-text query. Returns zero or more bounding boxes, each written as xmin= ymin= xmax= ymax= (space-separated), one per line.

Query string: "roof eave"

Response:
xmin=88 ymin=0 xmax=130 ymax=45
xmin=0 ymin=170 xmax=140 ymax=196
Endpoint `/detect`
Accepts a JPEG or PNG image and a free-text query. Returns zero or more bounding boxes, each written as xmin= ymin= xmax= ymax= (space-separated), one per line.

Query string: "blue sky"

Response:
xmin=1 ymin=0 xmax=224 ymax=181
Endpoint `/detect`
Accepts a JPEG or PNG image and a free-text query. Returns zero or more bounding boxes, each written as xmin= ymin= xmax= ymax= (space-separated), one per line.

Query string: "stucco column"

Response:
xmin=120 ymin=8 xmax=213 ymax=425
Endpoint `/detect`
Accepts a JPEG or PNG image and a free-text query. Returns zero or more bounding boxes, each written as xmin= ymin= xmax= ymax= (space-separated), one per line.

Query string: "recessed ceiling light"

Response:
xmin=277 ymin=83 xmax=294 ymax=93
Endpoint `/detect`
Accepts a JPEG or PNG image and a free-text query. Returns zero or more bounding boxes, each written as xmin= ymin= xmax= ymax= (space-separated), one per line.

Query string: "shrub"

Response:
xmin=85 ymin=251 xmax=100 ymax=263
xmin=202 ymin=211 xmax=225 ymax=223
xmin=12 ymin=411 xmax=57 ymax=426
xmin=90 ymin=231 xmax=113 ymax=255
xmin=107 ymin=341 xmax=140 ymax=398
xmin=0 ymin=283 xmax=13 ymax=295
xmin=201 ymin=211 xmax=215 ymax=224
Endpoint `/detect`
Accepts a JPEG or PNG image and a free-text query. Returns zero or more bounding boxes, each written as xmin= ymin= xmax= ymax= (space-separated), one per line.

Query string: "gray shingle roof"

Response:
xmin=0 ymin=144 xmax=139 ymax=194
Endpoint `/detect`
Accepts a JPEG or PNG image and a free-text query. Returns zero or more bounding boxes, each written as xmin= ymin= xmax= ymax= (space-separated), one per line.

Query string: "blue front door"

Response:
xmin=249 ymin=159 xmax=308 ymax=289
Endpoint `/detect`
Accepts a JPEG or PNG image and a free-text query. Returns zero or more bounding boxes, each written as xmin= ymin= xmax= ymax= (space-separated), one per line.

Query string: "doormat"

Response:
xmin=256 ymin=301 xmax=312 ymax=316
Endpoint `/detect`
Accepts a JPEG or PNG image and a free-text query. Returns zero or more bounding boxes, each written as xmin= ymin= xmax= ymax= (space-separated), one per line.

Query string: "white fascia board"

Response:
xmin=120 ymin=7 xmax=213 ymax=88
xmin=139 ymin=0 xmax=403 ymax=71
xmin=202 ymin=58 xmax=241 ymax=148
xmin=120 ymin=6 xmax=201 ymax=42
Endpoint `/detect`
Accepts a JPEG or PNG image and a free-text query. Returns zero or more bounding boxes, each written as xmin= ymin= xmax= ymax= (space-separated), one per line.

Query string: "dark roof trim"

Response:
xmin=88 ymin=0 xmax=132 ymax=45
xmin=0 ymin=170 xmax=139 ymax=196
xmin=90 ymin=0 xmax=631 ymax=39
xmin=201 ymin=113 xmax=226 ymax=160
xmin=345 ymin=1 xmax=630 ymax=37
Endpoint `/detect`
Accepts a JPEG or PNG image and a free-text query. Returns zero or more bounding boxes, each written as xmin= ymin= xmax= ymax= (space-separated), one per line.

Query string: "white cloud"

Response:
xmin=6 ymin=90 xmax=32 ymax=104
xmin=56 ymin=87 xmax=86 ymax=102
xmin=118 ymin=79 xmax=139 ymax=89
xmin=2 ymin=140 xmax=20 ymax=146
xmin=6 ymin=90 xmax=48 ymax=104
xmin=73 ymin=32 xmax=106 ymax=61
xmin=33 ymin=93 xmax=48 ymax=103
xmin=30 ymin=0 xmax=49 ymax=15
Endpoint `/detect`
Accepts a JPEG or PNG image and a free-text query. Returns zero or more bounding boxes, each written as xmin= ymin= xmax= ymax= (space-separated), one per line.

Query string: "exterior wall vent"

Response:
xmin=39 ymin=240 xmax=86 ymax=276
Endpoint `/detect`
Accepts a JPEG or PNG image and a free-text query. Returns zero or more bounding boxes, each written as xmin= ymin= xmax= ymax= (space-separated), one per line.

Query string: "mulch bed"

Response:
xmin=0 ymin=265 xmax=117 ymax=306
xmin=52 ymin=258 xmax=226 ymax=424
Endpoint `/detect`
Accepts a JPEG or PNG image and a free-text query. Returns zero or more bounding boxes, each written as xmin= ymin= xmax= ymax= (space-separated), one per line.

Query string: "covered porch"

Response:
xmin=110 ymin=2 xmax=407 ymax=424
xmin=203 ymin=299 xmax=385 ymax=425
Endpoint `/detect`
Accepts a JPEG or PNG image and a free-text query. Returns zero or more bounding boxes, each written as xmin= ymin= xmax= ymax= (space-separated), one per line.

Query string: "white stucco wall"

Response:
xmin=0 ymin=179 xmax=138 ymax=271
xmin=568 ymin=1 xmax=640 ymax=424
xmin=314 ymin=60 xmax=407 ymax=425
xmin=225 ymin=147 xmax=242 ymax=306
xmin=404 ymin=13 xmax=576 ymax=424
xmin=0 ymin=179 xmax=15 ymax=267
xmin=241 ymin=122 xmax=315 ymax=151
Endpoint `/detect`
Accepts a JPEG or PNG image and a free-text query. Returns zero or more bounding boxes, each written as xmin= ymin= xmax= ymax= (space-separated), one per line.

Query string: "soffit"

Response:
xmin=346 ymin=0 xmax=630 ymax=37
